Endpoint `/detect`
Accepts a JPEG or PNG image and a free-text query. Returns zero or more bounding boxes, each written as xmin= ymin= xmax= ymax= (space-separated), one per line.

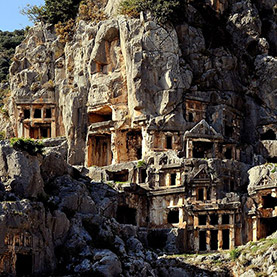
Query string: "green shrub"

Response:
xmin=137 ymin=160 xmax=146 ymax=168
xmin=10 ymin=137 xmax=44 ymax=155
xmin=230 ymin=248 xmax=241 ymax=260
xmin=118 ymin=0 xmax=185 ymax=24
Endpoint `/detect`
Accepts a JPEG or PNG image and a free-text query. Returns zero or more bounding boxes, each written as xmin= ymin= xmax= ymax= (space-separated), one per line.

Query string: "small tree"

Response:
xmin=21 ymin=0 xmax=82 ymax=24
xmin=21 ymin=4 xmax=47 ymax=23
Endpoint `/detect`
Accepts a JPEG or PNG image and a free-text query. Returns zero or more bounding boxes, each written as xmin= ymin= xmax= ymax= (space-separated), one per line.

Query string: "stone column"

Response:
xmin=186 ymin=140 xmax=193 ymax=158
xmin=218 ymin=229 xmax=223 ymax=250
xmin=252 ymin=216 xmax=257 ymax=242
xmin=218 ymin=214 xmax=223 ymax=250
xmin=206 ymin=230 xmax=211 ymax=251
xmin=111 ymin=131 xmax=117 ymax=164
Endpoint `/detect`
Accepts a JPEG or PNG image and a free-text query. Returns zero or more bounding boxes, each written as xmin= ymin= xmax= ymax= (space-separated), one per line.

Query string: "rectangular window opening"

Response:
xmin=198 ymin=214 xmax=207 ymax=226
xmin=166 ymin=136 xmax=173 ymax=149
xmin=45 ymin=108 xmax=52 ymax=118
xmin=197 ymin=188 xmax=204 ymax=201
xmin=199 ymin=231 xmax=207 ymax=251
xmin=34 ymin=109 xmax=41 ymax=118
xmin=24 ymin=109 xmax=30 ymax=119
xmin=210 ymin=230 xmax=218 ymax=250
xmin=222 ymin=214 xmax=230 ymax=225
xmin=210 ymin=214 xmax=218 ymax=225
xmin=222 ymin=229 xmax=230 ymax=249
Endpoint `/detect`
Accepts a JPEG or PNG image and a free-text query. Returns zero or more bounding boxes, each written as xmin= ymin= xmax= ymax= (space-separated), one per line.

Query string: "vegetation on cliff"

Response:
xmin=21 ymin=0 xmax=82 ymax=24
xmin=10 ymin=137 xmax=44 ymax=155
xmin=0 ymin=30 xmax=25 ymax=82
xmin=118 ymin=0 xmax=186 ymax=24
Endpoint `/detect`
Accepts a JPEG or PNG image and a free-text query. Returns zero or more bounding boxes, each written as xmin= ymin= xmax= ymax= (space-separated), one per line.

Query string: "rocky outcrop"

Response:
xmin=1 ymin=0 xmax=277 ymax=275
xmin=0 ymin=140 xmax=231 ymax=276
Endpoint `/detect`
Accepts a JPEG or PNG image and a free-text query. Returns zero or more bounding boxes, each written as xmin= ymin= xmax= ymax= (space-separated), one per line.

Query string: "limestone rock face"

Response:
xmin=0 ymin=141 xmax=44 ymax=198
xmin=1 ymin=0 xmax=277 ymax=276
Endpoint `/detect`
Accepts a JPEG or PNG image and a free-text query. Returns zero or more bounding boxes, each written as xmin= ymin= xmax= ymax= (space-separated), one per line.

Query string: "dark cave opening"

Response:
xmin=16 ymin=253 xmax=32 ymax=276
xmin=199 ymin=230 xmax=207 ymax=251
xmin=261 ymin=129 xmax=276 ymax=140
xmin=147 ymin=230 xmax=167 ymax=249
xmin=260 ymin=217 xmax=277 ymax=237
xmin=222 ymin=229 xmax=230 ymax=250
xmin=167 ymin=210 xmax=179 ymax=224
xmin=210 ymin=230 xmax=218 ymax=250
xmin=116 ymin=206 xmax=137 ymax=225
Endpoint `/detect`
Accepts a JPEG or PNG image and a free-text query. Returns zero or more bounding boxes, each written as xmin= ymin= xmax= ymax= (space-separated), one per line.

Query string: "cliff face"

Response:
xmin=1 ymin=0 xmax=277 ymax=276
xmin=7 ymin=0 xmax=277 ymax=165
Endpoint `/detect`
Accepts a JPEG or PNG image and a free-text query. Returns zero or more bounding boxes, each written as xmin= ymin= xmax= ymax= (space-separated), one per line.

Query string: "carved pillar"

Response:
xmin=206 ymin=230 xmax=211 ymax=251
xmin=252 ymin=216 xmax=257 ymax=242
xmin=218 ymin=229 xmax=223 ymax=250
xmin=194 ymin=214 xmax=199 ymax=252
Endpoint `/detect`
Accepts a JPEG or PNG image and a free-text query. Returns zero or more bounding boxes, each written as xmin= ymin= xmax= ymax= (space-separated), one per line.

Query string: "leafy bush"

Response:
xmin=20 ymin=4 xmax=48 ymax=23
xmin=137 ymin=160 xmax=146 ymax=168
xmin=118 ymin=0 xmax=185 ymax=24
xmin=10 ymin=137 xmax=44 ymax=155
xmin=230 ymin=248 xmax=241 ymax=260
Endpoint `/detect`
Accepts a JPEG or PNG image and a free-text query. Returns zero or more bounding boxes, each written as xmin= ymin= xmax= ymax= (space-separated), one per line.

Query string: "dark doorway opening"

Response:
xmin=24 ymin=109 xmax=30 ymax=119
xmin=40 ymin=126 xmax=50 ymax=138
xmin=140 ymin=168 xmax=147 ymax=183
xmin=210 ymin=230 xmax=218 ymax=250
xmin=147 ymin=230 xmax=167 ymax=249
xmin=88 ymin=134 xmax=112 ymax=167
xmin=45 ymin=108 xmax=52 ymax=118
xmin=263 ymin=195 xmax=277 ymax=209
xmin=224 ymin=148 xmax=232 ymax=159
xmin=170 ymin=173 xmax=176 ymax=186
xmin=225 ymin=124 xmax=233 ymax=137
xmin=260 ymin=217 xmax=277 ymax=237
xmin=261 ymin=129 xmax=276 ymax=140
xmin=116 ymin=206 xmax=136 ymax=225
xmin=137 ymin=147 xmax=142 ymax=160
xmin=167 ymin=210 xmax=179 ymax=224
xmin=222 ymin=229 xmax=230 ymax=249
xmin=166 ymin=136 xmax=173 ymax=149
xmin=193 ymin=141 xmax=213 ymax=158
xmin=207 ymin=187 xmax=211 ymax=200
xmin=16 ymin=253 xmax=32 ymax=276
xmin=188 ymin=113 xmax=194 ymax=122
xmin=108 ymin=170 xmax=129 ymax=182
xmin=197 ymin=188 xmax=204 ymax=201
xmin=199 ymin=231 xmax=206 ymax=251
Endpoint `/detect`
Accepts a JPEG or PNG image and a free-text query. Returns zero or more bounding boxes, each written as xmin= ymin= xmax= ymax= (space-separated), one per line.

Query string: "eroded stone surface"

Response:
xmin=0 ymin=0 xmax=277 ymax=275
